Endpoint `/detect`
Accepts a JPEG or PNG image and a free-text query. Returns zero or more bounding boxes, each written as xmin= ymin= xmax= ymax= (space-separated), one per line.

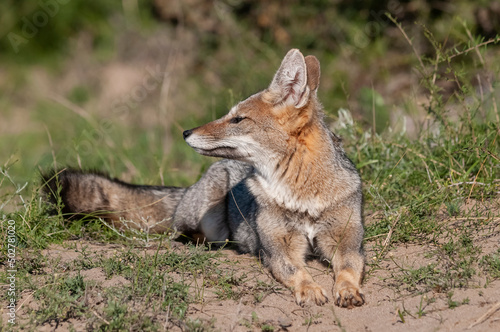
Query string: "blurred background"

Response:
xmin=0 ymin=0 xmax=499 ymax=206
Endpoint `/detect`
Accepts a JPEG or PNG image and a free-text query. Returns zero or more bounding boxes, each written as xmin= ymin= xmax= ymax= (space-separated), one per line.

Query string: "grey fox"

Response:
xmin=44 ymin=49 xmax=365 ymax=308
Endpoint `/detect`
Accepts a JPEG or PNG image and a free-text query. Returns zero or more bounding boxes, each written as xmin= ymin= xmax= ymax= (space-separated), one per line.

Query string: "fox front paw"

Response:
xmin=295 ymin=281 xmax=328 ymax=306
xmin=334 ymin=282 xmax=365 ymax=308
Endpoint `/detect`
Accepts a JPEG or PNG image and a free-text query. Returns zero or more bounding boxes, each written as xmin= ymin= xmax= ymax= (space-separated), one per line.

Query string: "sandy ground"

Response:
xmin=6 ymin=233 xmax=499 ymax=332
xmin=183 ymin=248 xmax=500 ymax=332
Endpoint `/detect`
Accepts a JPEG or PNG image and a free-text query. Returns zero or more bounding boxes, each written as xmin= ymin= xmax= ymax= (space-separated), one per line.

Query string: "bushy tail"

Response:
xmin=42 ymin=169 xmax=186 ymax=233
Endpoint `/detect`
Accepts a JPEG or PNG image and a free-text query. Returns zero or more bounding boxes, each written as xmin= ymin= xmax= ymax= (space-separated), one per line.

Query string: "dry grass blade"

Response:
xmin=467 ymin=302 xmax=500 ymax=329
xmin=391 ymin=143 xmax=463 ymax=176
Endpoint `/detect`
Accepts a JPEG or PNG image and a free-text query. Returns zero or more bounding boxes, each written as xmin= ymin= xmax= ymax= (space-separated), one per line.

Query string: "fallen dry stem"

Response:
xmin=467 ymin=302 xmax=500 ymax=329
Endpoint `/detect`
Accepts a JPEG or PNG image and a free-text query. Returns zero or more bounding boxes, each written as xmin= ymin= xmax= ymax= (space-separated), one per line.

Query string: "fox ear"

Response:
xmin=268 ymin=49 xmax=309 ymax=108
xmin=305 ymin=55 xmax=320 ymax=92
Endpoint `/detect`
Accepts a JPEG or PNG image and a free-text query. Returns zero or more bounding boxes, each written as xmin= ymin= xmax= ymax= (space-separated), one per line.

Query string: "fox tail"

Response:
xmin=42 ymin=169 xmax=186 ymax=233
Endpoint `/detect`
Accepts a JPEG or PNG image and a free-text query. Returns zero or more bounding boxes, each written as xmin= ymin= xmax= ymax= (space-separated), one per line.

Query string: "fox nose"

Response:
xmin=183 ymin=129 xmax=193 ymax=140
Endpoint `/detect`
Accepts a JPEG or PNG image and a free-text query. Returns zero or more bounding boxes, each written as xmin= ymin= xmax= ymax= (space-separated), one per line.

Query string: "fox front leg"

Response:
xmin=316 ymin=206 xmax=365 ymax=308
xmin=258 ymin=226 xmax=328 ymax=306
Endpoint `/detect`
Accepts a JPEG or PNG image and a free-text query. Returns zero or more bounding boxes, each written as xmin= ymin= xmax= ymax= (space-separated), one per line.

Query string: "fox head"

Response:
xmin=183 ymin=49 xmax=331 ymax=179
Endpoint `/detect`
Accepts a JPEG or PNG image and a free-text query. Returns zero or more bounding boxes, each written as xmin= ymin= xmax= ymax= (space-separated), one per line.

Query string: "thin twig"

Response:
xmin=364 ymin=233 xmax=389 ymax=241
xmin=387 ymin=14 xmax=425 ymax=72
xmin=447 ymin=182 xmax=487 ymax=187
xmin=481 ymin=148 xmax=500 ymax=162
xmin=44 ymin=125 xmax=57 ymax=170
xmin=477 ymin=73 xmax=486 ymax=121
xmin=16 ymin=292 xmax=34 ymax=311
xmin=381 ymin=214 xmax=401 ymax=251
xmin=448 ymin=38 xmax=500 ymax=60
xmin=464 ymin=24 xmax=485 ymax=66
xmin=91 ymin=308 xmax=110 ymax=325
xmin=467 ymin=302 xmax=500 ymax=329
xmin=49 ymin=93 xmax=92 ymax=122
xmin=449 ymin=217 xmax=499 ymax=222
xmin=422 ymin=159 xmax=432 ymax=184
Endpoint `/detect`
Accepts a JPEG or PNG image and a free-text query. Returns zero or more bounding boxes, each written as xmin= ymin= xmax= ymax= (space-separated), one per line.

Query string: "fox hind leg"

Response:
xmin=199 ymin=202 xmax=229 ymax=244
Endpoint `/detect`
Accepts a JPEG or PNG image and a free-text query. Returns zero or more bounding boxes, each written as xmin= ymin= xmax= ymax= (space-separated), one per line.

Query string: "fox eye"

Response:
xmin=230 ymin=116 xmax=246 ymax=124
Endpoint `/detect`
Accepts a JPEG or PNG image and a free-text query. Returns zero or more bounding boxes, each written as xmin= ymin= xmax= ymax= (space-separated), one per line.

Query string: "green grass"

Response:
xmin=350 ymin=21 xmax=500 ymax=295
xmin=480 ymin=249 xmax=500 ymax=279
xmin=0 ymin=240 xmax=235 ymax=330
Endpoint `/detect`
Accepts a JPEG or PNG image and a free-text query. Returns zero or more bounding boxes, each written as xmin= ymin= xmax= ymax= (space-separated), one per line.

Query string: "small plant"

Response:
xmin=480 ymin=250 xmax=500 ymax=279
xmin=184 ymin=318 xmax=215 ymax=332
xmin=261 ymin=324 xmax=275 ymax=332
xmin=251 ymin=311 xmax=259 ymax=324
xmin=303 ymin=313 xmax=322 ymax=327
xmin=447 ymin=292 xmax=460 ymax=309
xmin=254 ymin=292 xmax=265 ymax=303
xmin=30 ymin=273 xmax=87 ymax=324
xmin=445 ymin=201 xmax=461 ymax=217
xmin=415 ymin=296 xmax=426 ymax=318
xmin=397 ymin=308 xmax=406 ymax=323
